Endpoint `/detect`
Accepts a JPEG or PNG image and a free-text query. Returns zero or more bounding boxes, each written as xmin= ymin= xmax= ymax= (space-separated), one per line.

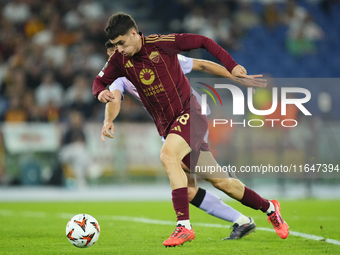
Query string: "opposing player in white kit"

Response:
xmin=100 ymin=42 xmax=260 ymax=240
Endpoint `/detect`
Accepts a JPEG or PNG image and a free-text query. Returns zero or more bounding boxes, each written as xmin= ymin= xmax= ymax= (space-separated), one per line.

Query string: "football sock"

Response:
xmin=172 ymin=187 xmax=190 ymax=228
xmin=266 ymin=200 xmax=275 ymax=215
xmin=234 ymin=215 xmax=251 ymax=225
xmin=190 ymin=188 xmax=242 ymax=223
xmin=177 ymin=220 xmax=192 ymax=230
xmin=240 ymin=186 xmax=270 ymax=213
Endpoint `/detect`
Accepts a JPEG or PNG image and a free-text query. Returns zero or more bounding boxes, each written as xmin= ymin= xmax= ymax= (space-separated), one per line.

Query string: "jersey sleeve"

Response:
xmin=157 ymin=33 xmax=238 ymax=73
xmin=108 ymin=77 xmax=127 ymax=101
xmin=177 ymin=54 xmax=193 ymax=74
xmin=92 ymin=53 xmax=123 ymax=98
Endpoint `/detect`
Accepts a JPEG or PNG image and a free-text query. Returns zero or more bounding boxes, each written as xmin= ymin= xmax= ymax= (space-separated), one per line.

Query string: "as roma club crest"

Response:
xmin=149 ymin=51 xmax=160 ymax=63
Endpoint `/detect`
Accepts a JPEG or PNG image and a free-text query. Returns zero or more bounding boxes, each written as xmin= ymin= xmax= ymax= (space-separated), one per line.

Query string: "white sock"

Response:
xmin=234 ymin=215 xmax=251 ymax=225
xmin=266 ymin=201 xmax=275 ymax=215
xmin=198 ymin=190 xmax=242 ymax=223
xmin=177 ymin=220 xmax=191 ymax=230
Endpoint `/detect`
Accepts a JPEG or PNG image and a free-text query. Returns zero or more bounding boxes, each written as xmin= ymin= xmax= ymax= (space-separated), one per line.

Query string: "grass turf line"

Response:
xmin=0 ymin=200 xmax=339 ymax=255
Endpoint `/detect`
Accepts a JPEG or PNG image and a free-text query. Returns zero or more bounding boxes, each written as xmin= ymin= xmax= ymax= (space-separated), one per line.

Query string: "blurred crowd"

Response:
xmin=0 ymin=0 xmax=337 ymax=187
xmin=0 ymin=0 xmax=111 ymax=124
xmin=0 ymin=0 xmax=332 ymax=126
xmin=155 ymin=0 xmax=326 ymax=54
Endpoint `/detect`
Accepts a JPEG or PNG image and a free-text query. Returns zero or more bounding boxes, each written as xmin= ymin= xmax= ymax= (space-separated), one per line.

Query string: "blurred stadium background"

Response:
xmin=0 ymin=0 xmax=339 ymax=201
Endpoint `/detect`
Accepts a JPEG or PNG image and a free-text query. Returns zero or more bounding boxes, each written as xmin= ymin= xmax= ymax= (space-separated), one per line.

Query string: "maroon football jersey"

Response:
xmin=93 ymin=33 xmax=238 ymax=136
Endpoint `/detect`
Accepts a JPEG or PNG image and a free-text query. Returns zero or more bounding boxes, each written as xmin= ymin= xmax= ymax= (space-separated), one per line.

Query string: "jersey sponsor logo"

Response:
xmin=98 ymin=71 xmax=104 ymax=77
xmin=149 ymin=51 xmax=160 ymax=63
xmin=143 ymin=84 xmax=165 ymax=96
xmin=139 ymin=68 xmax=155 ymax=85
xmin=125 ymin=60 xmax=133 ymax=68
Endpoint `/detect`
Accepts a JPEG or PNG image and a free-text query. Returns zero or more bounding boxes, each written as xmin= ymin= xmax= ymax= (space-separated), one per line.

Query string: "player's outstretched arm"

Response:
xmin=192 ymin=59 xmax=233 ymax=78
xmin=101 ymin=90 xmax=122 ymax=142
xmin=169 ymin=34 xmax=266 ymax=88
xmin=192 ymin=59 xmax=266 ymax=88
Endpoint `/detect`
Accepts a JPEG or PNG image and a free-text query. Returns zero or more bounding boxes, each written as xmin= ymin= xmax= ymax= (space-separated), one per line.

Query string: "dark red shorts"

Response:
xmin=167 ymin=105 xmax=211 ymax=170
xmin=182 ymin=141 xmax=210 ymax=171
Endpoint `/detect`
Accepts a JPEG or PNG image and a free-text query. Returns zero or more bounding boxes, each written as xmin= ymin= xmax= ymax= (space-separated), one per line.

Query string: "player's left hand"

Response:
xmin=101 ymin=121 xmax=115 ymax=142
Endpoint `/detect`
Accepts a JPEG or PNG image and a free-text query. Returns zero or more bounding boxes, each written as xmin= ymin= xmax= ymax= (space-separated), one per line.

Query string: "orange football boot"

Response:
xmin=267 ymin=200 xmax=289 ymax=239
xmin=163 ymin=224 xmax=195 ymax=247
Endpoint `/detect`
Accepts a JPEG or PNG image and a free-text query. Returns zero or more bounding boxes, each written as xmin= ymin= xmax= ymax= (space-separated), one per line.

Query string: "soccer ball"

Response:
xmin=66 ymin=214 xmax=100 ymax=248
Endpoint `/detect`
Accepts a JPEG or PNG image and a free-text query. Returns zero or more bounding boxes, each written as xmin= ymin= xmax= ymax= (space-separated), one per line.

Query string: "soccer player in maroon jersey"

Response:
xmin=92 ymin=12 xmax=289 ymax=246
xmin=102 ymin=42 xmax=261 ymax=240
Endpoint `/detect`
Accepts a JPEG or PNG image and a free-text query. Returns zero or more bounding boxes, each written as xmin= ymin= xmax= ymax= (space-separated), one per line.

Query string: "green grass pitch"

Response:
xmin=0 ymin=200 xmax=339 ymax=254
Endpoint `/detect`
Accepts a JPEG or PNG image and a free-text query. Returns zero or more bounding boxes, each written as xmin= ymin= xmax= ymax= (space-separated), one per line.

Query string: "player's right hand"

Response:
xmin=231 ymin=65 xmax=247 ymax=77
xmin=101 ymin=121 xmax=115 ymax=142
xmin=98 ymin=90 xmax=115 ymax=103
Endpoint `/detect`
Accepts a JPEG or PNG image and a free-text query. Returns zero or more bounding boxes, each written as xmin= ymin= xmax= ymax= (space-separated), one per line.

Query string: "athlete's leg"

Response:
xmin=196 ymin=151 xmax=267 ymax=207
xmin=184 ymin=166 xmax=256 ymax=239
xmin=195 ymin=151 xmax=289 ymax=239
xmin=161 ymin=133 xmax=195 ymax=247
xmin=160 ymin=133 xmax=190 ymax=190
xmin=184 ymin=164 xmax=244 ymax=223
xmin=186 ymin=175 xmax=199 ymax=201
xmin=181 ymin=162 xmax=198 ymax=200
xmin=163 ymin=107 xmax=207 ymax=247
xmin=186 ymin=171 xmax=249 ymax=222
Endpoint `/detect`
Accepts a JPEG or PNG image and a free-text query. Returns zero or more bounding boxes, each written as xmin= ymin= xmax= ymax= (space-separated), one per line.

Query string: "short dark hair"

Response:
xmin=104 ymin=12 xmax=138 ymax=40
xmin=105 ymin=40 xmax=114 ymax=49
